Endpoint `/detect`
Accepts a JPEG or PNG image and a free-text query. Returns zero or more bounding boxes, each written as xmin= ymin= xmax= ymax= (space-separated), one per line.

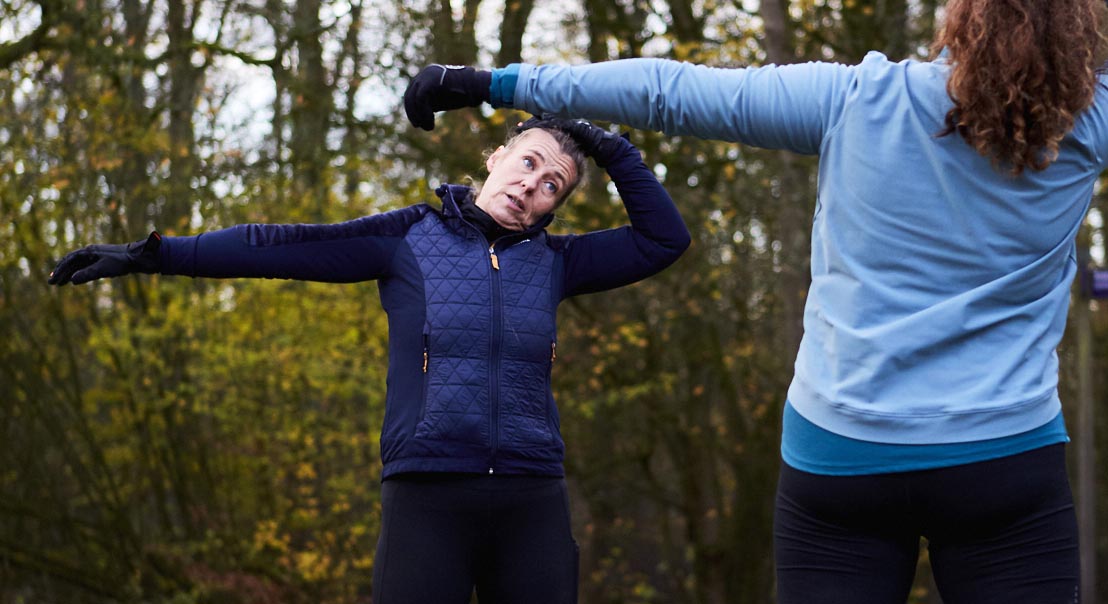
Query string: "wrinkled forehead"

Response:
xmin=508 ymin=129 xmax=578 ymax=182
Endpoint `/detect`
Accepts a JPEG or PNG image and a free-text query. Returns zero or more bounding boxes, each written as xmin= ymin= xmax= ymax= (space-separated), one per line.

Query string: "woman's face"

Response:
xmin=475 ymin=129 xmax=578 ymax=231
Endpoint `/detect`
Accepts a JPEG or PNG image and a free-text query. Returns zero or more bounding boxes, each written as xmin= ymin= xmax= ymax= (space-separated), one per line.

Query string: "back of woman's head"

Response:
xmin=933 ymin=0 xmax=1105 ymax=174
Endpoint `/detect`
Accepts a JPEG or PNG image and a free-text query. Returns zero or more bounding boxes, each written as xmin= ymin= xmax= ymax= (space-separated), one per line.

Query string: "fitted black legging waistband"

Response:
xmin=372 ymin=473 xmax=579 ymax=604
xmin=774 ymin=443 xmax=1080 ymax=604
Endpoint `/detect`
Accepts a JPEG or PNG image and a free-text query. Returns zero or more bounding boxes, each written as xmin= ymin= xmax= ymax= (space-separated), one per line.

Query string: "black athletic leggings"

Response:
xmin=372 ymin=473 xmax=579 ymax=604
xmin=774 ymin=443 xmax=1080 ymax=604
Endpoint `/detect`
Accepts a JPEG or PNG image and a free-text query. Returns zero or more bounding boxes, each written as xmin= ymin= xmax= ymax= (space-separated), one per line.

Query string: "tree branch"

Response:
xmin=0 ymin=0 xmax=59 ymax=70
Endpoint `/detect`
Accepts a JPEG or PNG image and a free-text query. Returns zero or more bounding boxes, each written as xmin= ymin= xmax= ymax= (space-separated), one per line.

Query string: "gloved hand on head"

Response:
xmin=516 ymin=115 xmax=631 ymax=168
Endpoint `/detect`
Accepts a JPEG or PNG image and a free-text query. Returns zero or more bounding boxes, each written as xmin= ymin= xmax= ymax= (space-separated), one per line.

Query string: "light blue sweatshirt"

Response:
xmin=498 ymin=53 xmax=1108 ymax=446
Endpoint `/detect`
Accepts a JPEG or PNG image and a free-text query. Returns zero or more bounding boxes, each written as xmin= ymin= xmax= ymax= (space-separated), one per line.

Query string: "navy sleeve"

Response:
xmin=158 ymin=205 xmax=427 ymax=283
xmin=561 ymin=139 xmax=691 ymax=297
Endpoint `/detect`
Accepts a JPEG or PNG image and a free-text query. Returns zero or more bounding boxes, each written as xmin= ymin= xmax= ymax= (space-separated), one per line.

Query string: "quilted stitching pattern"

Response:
xmin=409 ymin=217 xmax=493 ymax=443
xmin=498 ymin=239 xmax=558 ymax=446
xmin=405 ymin=213 xmax=560 ymax=450
xmin=498 ymin=360 xmax=552 ymax=444
xmin=423 ymin=356 xmax=490 ymax=442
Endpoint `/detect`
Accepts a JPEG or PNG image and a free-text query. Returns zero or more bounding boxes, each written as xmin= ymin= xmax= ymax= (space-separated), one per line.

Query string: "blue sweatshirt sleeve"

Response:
xmin=561 ymin=138 xmax=690 ymax=297
xmin=509 ymin=58 xmax=855 ymax=155
xmin=158 ymin=205 xmax=426 ymax=282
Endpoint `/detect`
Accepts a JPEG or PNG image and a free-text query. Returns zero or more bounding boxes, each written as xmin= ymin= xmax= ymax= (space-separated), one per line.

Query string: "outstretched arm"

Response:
xmin=508 ymin=59 xmax=851 ymax=153
xmin=49 ymin=206 xmax=426 ymax=285
xmin=404 ymin=59 xmax=855 ymax=155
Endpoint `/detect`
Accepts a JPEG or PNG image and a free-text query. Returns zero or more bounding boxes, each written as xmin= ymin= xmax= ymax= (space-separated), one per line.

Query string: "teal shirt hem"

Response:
xmin=781 ymin=401 xmax=1069 ymax=476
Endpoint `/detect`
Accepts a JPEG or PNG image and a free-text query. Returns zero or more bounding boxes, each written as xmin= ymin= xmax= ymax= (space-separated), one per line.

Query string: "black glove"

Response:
xmin=48 ymin=231 xmax=162 ymax=286
xmin=517 ymin=116 xmax=629 ymax=168
xmin=404 ymin=64 xmax=492 ymax=131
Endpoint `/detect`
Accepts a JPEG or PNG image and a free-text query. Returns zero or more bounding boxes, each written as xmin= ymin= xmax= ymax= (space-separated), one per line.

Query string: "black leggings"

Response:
xmin=372 ymin=473 xmax=579 ymax=604
xmin=774 ymin=444 xmax=1080 ymax=604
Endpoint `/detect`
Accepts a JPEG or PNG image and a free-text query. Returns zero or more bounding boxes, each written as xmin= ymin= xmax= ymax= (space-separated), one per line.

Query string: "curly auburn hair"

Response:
xmin=932 ymin=0 xmax=1104 ymax=175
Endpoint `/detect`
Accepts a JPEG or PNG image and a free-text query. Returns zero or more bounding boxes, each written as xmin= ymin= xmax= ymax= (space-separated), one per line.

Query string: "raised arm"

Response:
xmin=405 ymin=59 xmax=856 ymax=155
xmin=49 ymin=206 xmax=426 ymax=286
xmin=552 ymin=122 xmax=690 ymax=297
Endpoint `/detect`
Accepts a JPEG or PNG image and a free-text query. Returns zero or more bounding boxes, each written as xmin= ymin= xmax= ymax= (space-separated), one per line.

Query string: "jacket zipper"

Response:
xmin=489 ymin=246 xmax=500 ymax=270
xmin=488 ymin=242 xmax=502 ymax=474
xmin=443 ymin=188 xmax=543 ymax=474
xmin=423 ymin=332 xmax=429 ymax=373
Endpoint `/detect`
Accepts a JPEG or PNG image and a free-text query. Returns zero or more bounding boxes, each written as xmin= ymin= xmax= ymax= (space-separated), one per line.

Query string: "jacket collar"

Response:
xmin=435 ymin=183 xmax=554 ymax=241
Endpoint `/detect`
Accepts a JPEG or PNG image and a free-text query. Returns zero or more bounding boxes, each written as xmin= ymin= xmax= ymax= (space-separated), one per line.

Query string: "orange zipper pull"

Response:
xmin=489 ymin=245 xmax=500 ymax=270
xmin=422 ymin=349 xmax=428 ymax=373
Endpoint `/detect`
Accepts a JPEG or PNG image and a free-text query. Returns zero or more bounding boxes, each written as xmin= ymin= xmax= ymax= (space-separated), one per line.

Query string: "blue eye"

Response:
xmin=543 ymin=182 xmax=558 ymax=194
xmin=523 ymin=157 xmax=534 ymax=169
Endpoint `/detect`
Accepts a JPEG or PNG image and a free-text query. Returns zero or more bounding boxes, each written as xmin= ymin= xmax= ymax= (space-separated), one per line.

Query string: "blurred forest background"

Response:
xmin=2 ymin=0 xmax=1106 ymax=602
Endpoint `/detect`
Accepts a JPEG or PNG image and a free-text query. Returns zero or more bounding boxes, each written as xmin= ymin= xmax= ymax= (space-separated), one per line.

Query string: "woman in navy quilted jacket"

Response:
xmin=48 ymin=116 xmax=690 ymax=603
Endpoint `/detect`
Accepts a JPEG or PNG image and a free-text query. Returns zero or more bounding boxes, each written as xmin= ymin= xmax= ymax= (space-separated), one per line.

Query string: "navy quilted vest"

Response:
xmin=379 ymin=186 xmax=565 ymax=477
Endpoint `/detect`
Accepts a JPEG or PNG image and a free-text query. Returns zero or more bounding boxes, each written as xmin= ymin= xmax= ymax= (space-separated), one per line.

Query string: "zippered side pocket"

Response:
xmin=545 ymin=337 xmax=560 ymax=442
xmin=418 ymin=324 xmax=431 ymax=423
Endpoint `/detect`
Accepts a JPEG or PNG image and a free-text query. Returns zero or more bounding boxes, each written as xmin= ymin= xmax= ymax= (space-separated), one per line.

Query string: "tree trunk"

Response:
xmin=165 ymin=0 xmax=204 ymax=228
xmin=289 ymin=0 xmax=333 ymax=219
xmin=497 ymin=0 xmax=536 ymax=65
